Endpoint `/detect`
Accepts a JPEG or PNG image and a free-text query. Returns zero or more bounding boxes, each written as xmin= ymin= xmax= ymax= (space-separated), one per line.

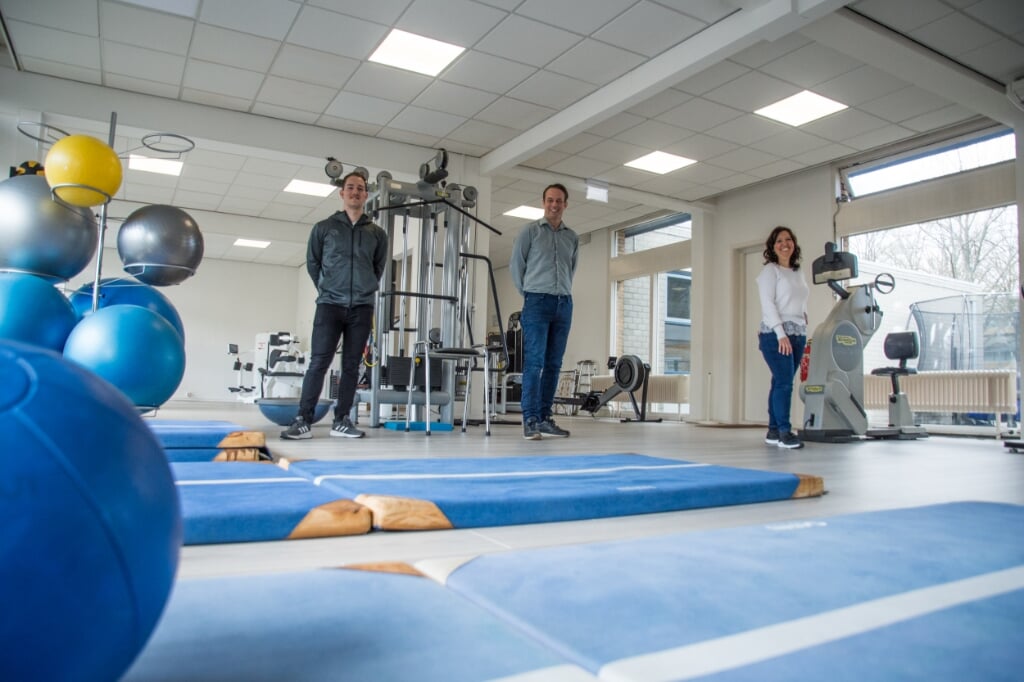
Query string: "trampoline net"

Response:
xmin=910 ymin=293 xmax=1019 ymax=371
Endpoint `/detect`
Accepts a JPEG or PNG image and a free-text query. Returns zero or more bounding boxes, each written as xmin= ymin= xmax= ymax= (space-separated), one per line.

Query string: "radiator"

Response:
xmin=863 ymin=369 xmax=1017 ymax=413
xmin=590 ymin=374 xmax=689 ymax=406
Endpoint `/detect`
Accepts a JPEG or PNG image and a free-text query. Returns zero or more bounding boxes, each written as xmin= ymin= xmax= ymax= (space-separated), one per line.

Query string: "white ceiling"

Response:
xmin=1 ymin=0 xmax=1022 ymax=268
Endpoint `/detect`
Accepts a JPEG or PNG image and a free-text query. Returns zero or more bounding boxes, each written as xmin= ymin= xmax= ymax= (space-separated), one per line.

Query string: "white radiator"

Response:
xmin=863 ymin=369 xmax=1017 ymax=413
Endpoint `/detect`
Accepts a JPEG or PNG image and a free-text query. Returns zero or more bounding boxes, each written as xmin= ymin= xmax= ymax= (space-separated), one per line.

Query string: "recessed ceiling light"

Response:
xmin=284 ymin=179 xmax=336 ymax=197
xmin=369 ymin=29 xmax=465 ymax=77
xmin=755 ymin=90 xmax=847 ymax=127
xmin=504 ymin=205 xmax=544 ymax=220
xmin=625 ymin=151 xmax=696 ymax=174
xmin=234 ymin=238 xmax=270 ymax=249
xmin=128 ymin=154 xmax=182 ymax=176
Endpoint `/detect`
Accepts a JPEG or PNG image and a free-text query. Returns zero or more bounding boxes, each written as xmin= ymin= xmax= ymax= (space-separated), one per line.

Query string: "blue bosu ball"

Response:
xmin=0 ymin=340 xmax=181 ymax=682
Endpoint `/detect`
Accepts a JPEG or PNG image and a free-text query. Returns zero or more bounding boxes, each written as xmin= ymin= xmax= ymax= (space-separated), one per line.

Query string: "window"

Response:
xmin=612 ymin=270 xmax=691 ymax=375
xmin=843 ymin=129 xmax=1015 ymax=198
xmin=614 ymin=213 xmax=691 ymax=256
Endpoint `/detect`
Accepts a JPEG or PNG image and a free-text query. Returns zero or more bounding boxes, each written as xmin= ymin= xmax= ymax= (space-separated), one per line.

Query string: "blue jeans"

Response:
xmin=520 ymin=293 xmax=573 ymax=423
xmin=758 ymin=332 xmax=805 ymax=434
xmin=299 ymin=303 xmax=373 ymax=422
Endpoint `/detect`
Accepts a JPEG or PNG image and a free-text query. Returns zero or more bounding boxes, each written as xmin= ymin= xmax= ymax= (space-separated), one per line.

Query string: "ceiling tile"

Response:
xmin=712 ymin=172 xmax=761 ymax=192
xmin=101 ymin=41 xmax=185 ymax=84
xmin=317 ymin=115 xmax=383 ymax=137
xmin=508 ymin=70 xmax=598 ymax=109
xmin=587 ymin=112 xmax=646 ymax=138
xmin=441 ymin=50 xmax=536 ymax=94
xmin=190 ymin=24 xmax=280 ymax=72
xmin=813 ymin=65 xmax=908 ymax=108
xmin=627 ymin=88 xmax=693 ymax=118
xmin=705 ymin=114 xmax=787 ymax=146
xmin=594 ymin=2 xmax=706 ymax=58
xmin=307 ymin=0 xmax=413 ymax=25
xmin=342 ymin=63 xmax=432 ymax=103
xmin=181 ymin=164 xmax=239 ymax=183
xmin=122 ymin=184 xmax=175 ymax=205
xmin=183 ymin=60 xmax=264 ymax=100
xmin=185 ymin=148 xmax=247 ymax=170
xmin=850 ymin=0 xmax=954 ymax=33
xmin=397 ymin=0 xmax=507 ymax=45
xmin=174 ymin=188 xmax=222 ymax=210
xmin=788 ymin=140 xmax=857 ymax=165
xmin=552 ymin=132 xmax=604 ymax=155
xmin=475 ymin=97 xmax=556 ymax=131
xmin=899 ymin=104 xmax=977 ymax=132
xmin=286 ymin=5 xmax=387 ymax=60
xmin=800 ymin=107 xmax=890 ymax=142
xmin=4 ymin=0 xmax=97 ymax=33
xmin=858 ymin=87 xmax=953 ymax=123
xmin=178 ymin=176 xmax=229 ymax=194
xmin=580 ymin=138 xmax=653 ymax=165
xmin=376 ymin=127 xmax=440 ymax=147
xmin=748 ymin=128 xmax=831 ymax=157
xmin=834 ymin=123 xmax=914 ymax=151
xmin=546 ymin=38 xmax=646 ymax=86
xmin=758 ymin=42 xmax=859 ymax=89
xmin=599 ymin=164 xmax=662 ymax=188
xmin=615 ymin=119 xmax=693 ymax=148
xmin=708 ymin=146 xmax=779 ymax=172
xmin=963 ymin=0 xmax=1024 ymax=34
xmin=6 ymin=21 xmax=101 ymax=68
xmin=324 ymin=91 xmax=404 ymax=125
xmin=251 ymin=102 xmax=320 ymax=124
xmin=515 ymin=0 xmax=632 ymax=34
xmin=729 ymin=32 xmax=811 ymax=69
xmin=446 ymin=119 xmax=519 ymax=147
xmin=656 ymin=97 xmax=744 ymax=132
xmin=745 ymin=158 xmax=805 ymax=179
xmin=414 ymin=81 xmax=499 ymax=118
xmin=242 ymin=158 xmax=298 ymax=178
xmin=522 ymin=149 xmax=571 ymax=169
xmin=199 ymin=0 xmax=300 ymax=40
xmin=217 ymin=197 xmax=269 ymax=215
xmin=547 ymin=155 xmax=616 ymax=178
xmin=665 ymin=133 xmax=738 ymax=161
xmin=703 ymin=70 xmax=800 ymax=111
xmin=270 ymin=45 xmax=360 ymax=89
xmin=475 ymin=15 xmax=581 ymax=68
xmin=910 ymin=12 xmax=1003 ymax=56
xmin=655 ymin=0 xmax=734 ymax=24
xmin=100 ymin=2 xmax=192 ymax=54
xmin=958 ymin=38 xmax=1024 ymax=83
xmin=386 ymin=105 xmax=466 ymax=137
xmin=104 ymin=73 xmax=181 ymax=98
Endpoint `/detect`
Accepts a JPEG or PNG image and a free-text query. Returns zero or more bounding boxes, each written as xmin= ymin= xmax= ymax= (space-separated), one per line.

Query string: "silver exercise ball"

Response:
xmin=0 ymin=174 xmax=98 ymax=282
xmin=117 ymin=204 xmax=204 ymax=286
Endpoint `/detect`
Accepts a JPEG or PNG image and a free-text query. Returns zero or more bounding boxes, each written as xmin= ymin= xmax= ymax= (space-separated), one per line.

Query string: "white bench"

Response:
xmin=590 ymin=374 xmax=690 ymax=421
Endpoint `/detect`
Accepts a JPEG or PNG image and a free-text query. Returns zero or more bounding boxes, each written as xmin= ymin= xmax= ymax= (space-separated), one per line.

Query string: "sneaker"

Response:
xmin=778 ymin=432 xmax=804 ymax=449
xmin=537 ymin=417 xmax=570 ymax=438
xmin=523 ymin=418 xmax=542 ymax=441
xmin=764 ymin=429 xmax=780 ymax=445
xmin=331 ymin=416 xmax=365 ymax=439
xmin=280 ymin=416 xmax=312 ymax=440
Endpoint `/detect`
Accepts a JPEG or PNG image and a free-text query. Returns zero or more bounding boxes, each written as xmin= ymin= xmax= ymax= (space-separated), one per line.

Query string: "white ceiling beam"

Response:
xmin=800 ymin=8 xmax=1024 ymax=128
xmin=479 ymin=0 xmax=852 ymax=176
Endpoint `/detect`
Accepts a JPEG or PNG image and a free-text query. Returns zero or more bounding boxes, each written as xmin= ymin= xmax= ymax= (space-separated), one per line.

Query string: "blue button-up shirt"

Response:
xmin=509 ymin=219 xmax=579 ymax=297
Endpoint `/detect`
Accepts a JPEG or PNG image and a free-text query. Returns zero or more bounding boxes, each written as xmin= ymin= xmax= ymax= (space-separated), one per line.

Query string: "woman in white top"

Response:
xmin=756 ymin=226 xmax=809 ymax=449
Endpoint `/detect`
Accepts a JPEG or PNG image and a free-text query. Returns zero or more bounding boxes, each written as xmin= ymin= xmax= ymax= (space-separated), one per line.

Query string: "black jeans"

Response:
xmin=298 ymin=303 xmax=373 ymax=423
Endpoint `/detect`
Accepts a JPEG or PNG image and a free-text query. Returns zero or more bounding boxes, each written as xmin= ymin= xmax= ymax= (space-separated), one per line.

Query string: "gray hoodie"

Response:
xmin=306 ymin=210 xmax=388 ymax=307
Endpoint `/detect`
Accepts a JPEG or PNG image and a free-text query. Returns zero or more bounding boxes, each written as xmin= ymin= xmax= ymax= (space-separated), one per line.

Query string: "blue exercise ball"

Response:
xmin=0 ymin=340 xmax=181 ymax=682
xmin=0 ymin=174 xmax=98 ymax=281
xmin=118 ymin=204 xmax=204 ymax=286
xmin=69 ymin=277 xmax=185 ymax=341
xmin=64 ymin=305 xmax=186 ymax=409
xmin=0 ymin=271 xmax=78 ymax=351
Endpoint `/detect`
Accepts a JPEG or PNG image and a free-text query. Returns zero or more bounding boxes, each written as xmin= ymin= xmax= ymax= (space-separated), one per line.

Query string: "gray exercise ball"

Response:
xmin=117 ymin=204 xmax=204 ymax=286
xmin=0 ymin=174 xmax=98 ymax=282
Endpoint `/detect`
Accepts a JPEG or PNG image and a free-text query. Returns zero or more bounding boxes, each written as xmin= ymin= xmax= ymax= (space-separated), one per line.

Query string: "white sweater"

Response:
xmin=757 ymin=263 xmax=809 ymax=339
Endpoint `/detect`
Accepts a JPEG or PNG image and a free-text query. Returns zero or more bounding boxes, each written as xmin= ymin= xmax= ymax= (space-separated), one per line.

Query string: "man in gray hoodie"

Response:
xmin=282 ymin=170 xmax=388 ymax=440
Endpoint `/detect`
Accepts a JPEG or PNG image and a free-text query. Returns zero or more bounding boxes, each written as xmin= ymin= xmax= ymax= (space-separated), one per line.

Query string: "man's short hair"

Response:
xmin=340 ymin=170 xmax=368 ymax=189
xmin=543 ymin=183 xmax=568 ymax=202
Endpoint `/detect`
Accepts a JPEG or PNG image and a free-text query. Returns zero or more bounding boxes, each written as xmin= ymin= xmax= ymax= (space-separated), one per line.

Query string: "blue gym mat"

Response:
xmin=427 ymin=501 xmax=1024 ymax=680
xmin=122 ymin=569 xmax=595 ymax=682
xmin=286 ymin=453 xmax=823 ymax=530
xmin=147 ymin=419 xmax=249 ymax=448
xmin=173 ymin=462 xmax=371 ymax=544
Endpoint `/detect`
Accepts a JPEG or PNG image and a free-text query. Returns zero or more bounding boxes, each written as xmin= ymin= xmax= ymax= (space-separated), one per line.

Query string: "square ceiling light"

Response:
xmin=284 ymin=179 xmax=336 ymax=197
xmin=625 ymin=151 xmax=696 ymax=174
xmin=128 ymin=154 xmax=182 ymax=176
xmin=234 ymin=238 xmax=270 ymax=248
xmin=369 ymin=29 xmax=465 ymax=77
xmin=504 ymin=205 xmax=544 ymax=220
xmin=755 ymin=90 xmax=847 ymax=126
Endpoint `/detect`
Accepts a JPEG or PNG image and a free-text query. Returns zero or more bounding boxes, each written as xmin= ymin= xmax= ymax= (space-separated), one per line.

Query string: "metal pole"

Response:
xmin=91 ymin=111 xmax=117 ymax=312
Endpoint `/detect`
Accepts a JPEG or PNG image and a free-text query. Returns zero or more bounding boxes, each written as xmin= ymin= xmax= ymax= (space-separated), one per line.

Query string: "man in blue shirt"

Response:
xmin=509 ymin=183 xmax=579 ymax=440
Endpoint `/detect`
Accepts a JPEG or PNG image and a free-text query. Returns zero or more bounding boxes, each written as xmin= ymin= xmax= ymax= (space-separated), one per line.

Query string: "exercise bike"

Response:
xmin=800 ymin=243 xmax=895 ymax=442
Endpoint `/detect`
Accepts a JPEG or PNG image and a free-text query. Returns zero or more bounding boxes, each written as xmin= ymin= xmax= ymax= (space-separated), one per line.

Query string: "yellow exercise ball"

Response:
xmin=44 ymin=135 xmax=123 ymax=207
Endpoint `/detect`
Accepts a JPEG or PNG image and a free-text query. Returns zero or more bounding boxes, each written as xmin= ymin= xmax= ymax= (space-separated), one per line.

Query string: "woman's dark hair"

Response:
xmin=763 ymin=225 xmax=801 ymax=270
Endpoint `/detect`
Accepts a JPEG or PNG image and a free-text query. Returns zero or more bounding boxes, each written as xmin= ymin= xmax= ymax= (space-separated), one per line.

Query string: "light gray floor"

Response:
xmin=161 ymin=402 xmax=1024 ymax=580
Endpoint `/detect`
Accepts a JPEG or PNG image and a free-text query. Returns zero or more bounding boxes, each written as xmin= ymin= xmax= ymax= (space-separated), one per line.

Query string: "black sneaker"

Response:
xmin=331 ymin=416 xmax=364 ymax=438
xmin=281 ymin=416 xmax=312 ymax=440
xmin=537 ymin=417 xmax=570 ymax=438
xmin=764 ymin=429 xmax=780 ymax=445
xmin=523 ymin=418 xmax=541 ymax=441
xmin=778 ymin=431 xmax=804 ymax=449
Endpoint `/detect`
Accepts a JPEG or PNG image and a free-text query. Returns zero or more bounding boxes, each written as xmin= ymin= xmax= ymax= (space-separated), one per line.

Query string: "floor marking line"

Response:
xmin=311 ymin=463 xmax=711 ymax=485
xmin=176 ymin=478 xmax=306 ymax=486
xmin=601 ymin=565 xmax=1024 ymax=682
